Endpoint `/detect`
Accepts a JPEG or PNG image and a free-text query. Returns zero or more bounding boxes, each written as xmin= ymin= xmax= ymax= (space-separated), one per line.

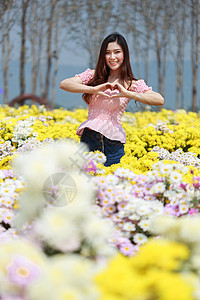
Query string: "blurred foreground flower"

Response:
xmin=11 ymin=139 xmax=90 ymax=226
xmin=95 ymin=238 xmax=198 ymax=300
xmin=151 ymin=215 xmax=200 ymax=277
xmin=11 ymin=139 xmax=116 ymax=260
xmin=0 ymin=238 xmax=100 ymax=300
xmin=0 ymin=140 xmax=117 ymax=299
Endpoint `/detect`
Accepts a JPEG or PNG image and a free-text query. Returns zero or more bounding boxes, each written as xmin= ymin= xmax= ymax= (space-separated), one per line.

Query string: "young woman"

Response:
xmin=60 ymin=32 xmax=164 ymax=167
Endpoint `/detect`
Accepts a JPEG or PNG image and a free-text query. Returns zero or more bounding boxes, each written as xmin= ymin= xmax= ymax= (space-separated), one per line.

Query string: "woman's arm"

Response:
xmin=127 ymin=90 xmax=165 ymax=106
xmin=60 ymin=76 xmax=95 ymax=94
xmin=111 ymin=82 xmax=164 ymax=106
xmin=60 ymin=75 xmax=113 ymax=98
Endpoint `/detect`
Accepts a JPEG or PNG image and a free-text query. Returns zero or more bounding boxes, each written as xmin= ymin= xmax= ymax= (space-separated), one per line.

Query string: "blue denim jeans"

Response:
xmin=80 ymin=128 xmax=125 ymax=167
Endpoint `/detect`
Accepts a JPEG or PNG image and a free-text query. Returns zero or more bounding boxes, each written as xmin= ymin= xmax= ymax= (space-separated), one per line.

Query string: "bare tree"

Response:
xmin=190 ymin=0 xmax=199 ymax=112
xmin=129 ymin=0 xmax=155 ymax=81
xmin=43 ymin=0 xmax=58 ymax=99
xmin=28 ymin=0 xmax=37 ymax=95
xmin=116 ymin=0 xmax=142 ymax=78
xmin=51 ymin=8 xmax=59 ymax=109
xmin=139 ymin=0 xmax=153 ymax=82
xmin=151 ymin=1 xmax=172 ymax=98
xmin=64 ymin=0 xmax=115 ymax=69
xmin=0 ymin=0 xmax=15 ymax=104
xmin=26 ymin=0 xmax=47 ymax=100
xmin=175 ymin=2 xmax=187 ymax=109
xmin=169 ymin=0 xmax=188 ymax=109
xmin=19 ymin=0 xmax=30 ymax=95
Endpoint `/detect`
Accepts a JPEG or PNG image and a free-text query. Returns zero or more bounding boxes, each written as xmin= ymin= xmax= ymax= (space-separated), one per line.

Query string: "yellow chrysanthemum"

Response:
xmin=95 ymin=239 xmax=196 ymax=300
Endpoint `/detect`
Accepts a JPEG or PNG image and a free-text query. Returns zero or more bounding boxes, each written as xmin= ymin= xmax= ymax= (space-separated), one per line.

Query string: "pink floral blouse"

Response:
xmin=75 ymin=68 xmax=152 ymax=143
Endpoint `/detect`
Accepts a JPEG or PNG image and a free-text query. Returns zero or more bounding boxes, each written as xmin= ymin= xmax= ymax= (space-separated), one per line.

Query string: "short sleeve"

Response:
xmin=75 ymin=68 xmax=93 ymax=85
xmin=131 ymin=79 xmax=152 ymax=93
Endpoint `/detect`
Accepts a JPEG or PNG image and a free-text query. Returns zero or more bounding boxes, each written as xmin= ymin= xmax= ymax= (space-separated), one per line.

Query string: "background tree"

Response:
xmin=169 ymin=0 xmax=188 ymax=109
xmin=27 ymin=0 xmax=70 ymax=106
xmin=43 ymin=0 xmax=58 ymax=100
xmin=189 ymin=0 xmax=199 ymax=112
xmin=65 ymin=0 xmax=115 ymax=69
xmin=0 ymin=0 xmax=15 ymax=104
xmin=19 ymin=0 xmax=30 ymax=96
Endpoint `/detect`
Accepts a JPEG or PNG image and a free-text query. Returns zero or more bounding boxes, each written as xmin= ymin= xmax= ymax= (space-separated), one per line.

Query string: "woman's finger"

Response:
xmin=97 ymin=91 xmax=111 ymax=98
xmin=110 ymin=93 xmax=123 ymax=98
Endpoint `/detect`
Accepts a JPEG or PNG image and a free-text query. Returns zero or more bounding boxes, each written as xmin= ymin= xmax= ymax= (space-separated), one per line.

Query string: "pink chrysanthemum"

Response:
xmin=7 ymin=255 xmax=41 ymax=286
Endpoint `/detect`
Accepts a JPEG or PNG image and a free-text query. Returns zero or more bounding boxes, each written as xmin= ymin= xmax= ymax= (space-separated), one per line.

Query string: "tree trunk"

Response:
xmin=191 ymin=0 xmax=199 ymax=112
xmin=155 ymin=30 xmax=162 ymax=94
xmin=38 ymin=2 xmax=45 ymax=97
xmin=44 ymin=0 xmax=57 ymax=100
xmin=51 ymin=10 xmax=59 ymax=109
xmin=153 ymin=2 xmax=169 ymax=100
xmin=144 ymin=34 xmax=150 ymax=82
xmin=0 ymin=6 xmax=6 ymax=102
xmin=0 ymin=1 xmax=12 ymax=104
xmin=20 ymin=0 xmax=30 ymax=96
xmin=31 ymin=0 xmax=37 ymax=96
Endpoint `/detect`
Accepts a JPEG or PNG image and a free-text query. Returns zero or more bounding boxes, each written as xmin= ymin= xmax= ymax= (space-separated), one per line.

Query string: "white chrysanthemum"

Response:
xmin=27 ymin=255 xmax=99 ymax=300
xmin=169 ymin=171 xmax=183 ymax=184
xmin=123 ymin=192 xmax=133 ymax=202
xmin=146 ymin=170 xmax=160 ymax=182
xmin=150 ymin=215 xmax=178 ymax=237
xmin=12 ymin=148 xmax=58 ymax=190
xmin=105 ymin=174 xmax=119 ymax=185
xmin=104 ymin=186 xmax=116 ymax=197
xmin=179 ymin=204 xmax=189 ymax=214
xmin=137 ymin=205 xmax=152 ymax=217
xmin=117 ymin=210 xmax=130 ymax=218
xmin=82 ymin=215 xmax=114 ymax=242
xmin=92 ymin=151 xmax=107 ymax=164
xmin=13 ymin=140 xmax=89 ymax=189
xmin=122 ymin=222 xmax=136 ymax=231
xmin=138 ymin=219 xmax=151 ymax=231
xmin=94 ymin=176 xmax=108 ymax=189
xmin=185 ymin=187 xmax=196 ymax=200
xmin=150 ymin=182 xmax=165 ymax=194
xmin=114 ymin=168 xmax=130 ymax=178
xmin=33 ymin=188 xmax=115 ymax=257
xmin=151 ymin=201 xmax=164 ymax=214
xmin=12 ymin=141 xmax=96 ymax=228
xmin=95 ymin=168 xmax=106 ymax=175
xmin=133 ymin=233 xmax=148 ymax=245
xmin=128 ymin=213 xmax=140 ymax=221
xmin=33 ymin=208 xmax=81 ymax=252
xmin=52 ymin=140 xmax=89 ymax=170
xmin=178 ymin=217 xmax=200 ymax=244
xmin=124 ymin=202 xmax=138 ymax=213
xmin=159 ymin=163 xmax=173 ymax=175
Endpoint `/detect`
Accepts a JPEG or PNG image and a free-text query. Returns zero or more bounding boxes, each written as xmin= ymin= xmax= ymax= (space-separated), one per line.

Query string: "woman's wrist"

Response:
xmin=126 ymin=90 xmax=136 ymax=99
xmin=87 ymin=86 xmax=95 ymax=94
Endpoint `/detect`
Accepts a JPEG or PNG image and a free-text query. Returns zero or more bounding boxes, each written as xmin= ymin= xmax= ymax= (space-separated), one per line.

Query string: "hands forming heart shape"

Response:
xmin=104 ymin=83 xmax=119 ymax=91
xmin=94 ymin=82 xmax=128 ymax=99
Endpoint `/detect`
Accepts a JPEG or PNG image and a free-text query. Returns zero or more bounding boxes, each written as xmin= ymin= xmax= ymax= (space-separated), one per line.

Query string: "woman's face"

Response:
xmin=105 ymin=41 xmax=124 ymax=72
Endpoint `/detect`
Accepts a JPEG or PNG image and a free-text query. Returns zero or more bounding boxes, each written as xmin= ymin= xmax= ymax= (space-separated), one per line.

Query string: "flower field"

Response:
xmin=1 ymin=104 xmax=200 ymax=299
